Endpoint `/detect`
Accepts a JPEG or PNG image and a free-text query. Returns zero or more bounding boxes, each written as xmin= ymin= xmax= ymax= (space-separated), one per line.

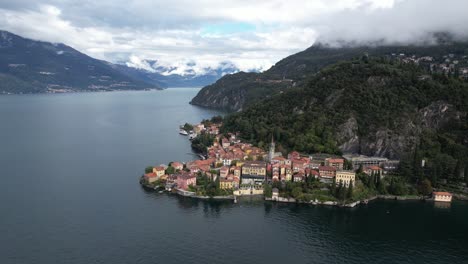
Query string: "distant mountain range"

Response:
xmin=113 ymin=60 xmax=240 ymax=88
xmin=0 ymin=30 xmax=237 ymax=94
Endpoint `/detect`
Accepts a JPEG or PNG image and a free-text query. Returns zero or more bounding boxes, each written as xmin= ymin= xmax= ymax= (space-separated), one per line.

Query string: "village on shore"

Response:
xmin=141 ymin=120 xmax=455 ymax=207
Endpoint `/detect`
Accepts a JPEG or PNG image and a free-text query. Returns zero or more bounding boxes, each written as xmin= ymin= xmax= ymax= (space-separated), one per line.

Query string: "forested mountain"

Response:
xmin=191 ymin=40 xmax=468 ymax=111
xmin=222 ymin=58 xmax=468 ymax=181
xmin=0 ymin=30 xmax=160 ymax=93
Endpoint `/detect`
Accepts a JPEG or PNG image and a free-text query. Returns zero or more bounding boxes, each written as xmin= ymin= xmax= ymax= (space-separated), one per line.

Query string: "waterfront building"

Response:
xmin=171 ymin=161 xmax=184 ymax=171
xmin=293 ymin=173 xmax=305 ymax=182
xmin=241 ymin=161 xmax=267 ymax=185
xmin=144 ymin=172 xmax=158 ymax=183
xmin=272 ymin=188 xmax=279 ymax=201
xmin=220 ymin=179 xmax=234 ymax=190
xmin=152 ymin=166 xmax=166 ymax=178
xmin=176 ymin=173 xmax=197 ymax=190
xmin=433 ymin=192 xmax=453 ymax=202
xmin=335 ymin=171 xmax=355 ymax=187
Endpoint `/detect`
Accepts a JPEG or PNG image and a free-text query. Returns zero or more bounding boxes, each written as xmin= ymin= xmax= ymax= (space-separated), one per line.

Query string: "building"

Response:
xmin=272 ymin=188 xmax=279 ymax=201
xmin=319 ymin=166 xmax=336 ymax=179
xmin=144 ymin=172 xmax=158 ymax=183
xmin=268 ymin=136 xmax=275 ymax=162
xmin=364 ymin=166 xmax=383 ymax=176
xmin=171 ymin=162 xmax=184 ymax=171
xmin=176 ymin=173 xmax=197 ymax=190
xmin=325 ymin=158 xmax=344 ymax=170
xmin=343 ymin=154 xmax=388 ymax=170
xmin=220 ymin=179 xmax=234 ymax=189
xmin=335 ymin=171 xmax=355 ymax=187
xmin=433 ymin=192 xmax=452 ymax=202
xmin=219 ymin=166 xmax=230 ymax=178
xmin=293 ymin=173 xmax=305 ymax=182
xmin=152 ymin=166 xmax=166 ymax=178
xmin=241 ymin=161 xmax=267 ymax=185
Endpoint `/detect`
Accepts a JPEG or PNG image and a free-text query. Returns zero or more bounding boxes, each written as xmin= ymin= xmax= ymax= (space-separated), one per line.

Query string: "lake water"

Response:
xmin=0 ymin=88 xmax=467 ymax=264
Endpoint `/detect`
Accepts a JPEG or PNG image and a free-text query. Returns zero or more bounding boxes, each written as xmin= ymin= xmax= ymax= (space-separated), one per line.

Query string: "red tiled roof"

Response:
xmin=433 ymin=192 xmax=452 ymax=196
xmin=144 ymin=173 xmax=157 ymax=178
xmin=327 ymin=158 xmax=344 ymax=163
xmin=319 ymin=166 xmax=336 ymax=171
xmin=366 ymin=165 xmax=382 ymax=170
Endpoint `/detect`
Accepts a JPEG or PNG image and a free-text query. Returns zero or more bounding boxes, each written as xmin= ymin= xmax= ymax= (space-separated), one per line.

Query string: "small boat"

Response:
xmin=159 ymin=191 xmax=164 ymax=194
xmin=179 ymin=129 xmax=188 ymax=135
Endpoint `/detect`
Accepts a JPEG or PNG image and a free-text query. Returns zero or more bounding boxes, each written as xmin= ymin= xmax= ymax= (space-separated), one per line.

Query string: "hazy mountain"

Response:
xmin=117 ymin=59 xmax=240 ymax=88
xmin=0 ymin=30 xmax=160 ymax=94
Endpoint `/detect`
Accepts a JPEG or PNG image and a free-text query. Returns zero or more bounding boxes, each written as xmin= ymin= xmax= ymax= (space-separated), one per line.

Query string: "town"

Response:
xmin=141 ymin=120 xmax=457 ymax=206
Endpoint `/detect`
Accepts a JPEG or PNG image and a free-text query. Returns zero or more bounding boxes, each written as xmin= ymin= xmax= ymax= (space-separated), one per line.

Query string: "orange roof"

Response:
xmin=144 ymin=173 xmax=157 ymax=178
xmin=366 ymin=166 xmax=382 ymax=170
xmin=433 ymin=192 xmax=452 ymax=196
xmin=154 ymin=166 xmax=165 ymax=171
xmin=327 ymin=158 xmax=344 ymax=163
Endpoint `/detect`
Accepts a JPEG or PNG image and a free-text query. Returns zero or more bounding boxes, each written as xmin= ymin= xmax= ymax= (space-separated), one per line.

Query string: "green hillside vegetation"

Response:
xmin=222 ymin=57 xmax=468 ymax=185
xmin=191 ymin=39 xmax=468 ymax=111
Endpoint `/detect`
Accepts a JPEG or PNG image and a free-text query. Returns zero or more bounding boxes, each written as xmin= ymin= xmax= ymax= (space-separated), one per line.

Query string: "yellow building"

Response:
xmin=152 ymin=166 xmax=166 ymax=178
xmin=220 ymin=179 xmax=234 ymax=190
xmin=242 ymin=161 xmax=267 ymax=177
xmin=335 ymin=171 xmax=355 ymax=187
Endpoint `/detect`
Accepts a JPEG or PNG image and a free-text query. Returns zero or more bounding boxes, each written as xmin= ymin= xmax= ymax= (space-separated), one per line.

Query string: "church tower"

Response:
xmin=269 ymin=135 xmax=275 ymax=162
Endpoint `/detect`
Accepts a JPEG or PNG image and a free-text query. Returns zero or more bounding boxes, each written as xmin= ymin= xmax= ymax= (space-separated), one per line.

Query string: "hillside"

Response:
xmin=222 ymin=58 xmax=468 ymax=180
xmin=191 ymin=41 xmax=468 ymax=111
xmin=0 ymin=30 xmax=159 ymax=94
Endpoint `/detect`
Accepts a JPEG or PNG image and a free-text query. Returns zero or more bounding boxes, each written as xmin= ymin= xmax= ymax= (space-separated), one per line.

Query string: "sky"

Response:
xmin=1 ymin=0 xmax=468 ymax=75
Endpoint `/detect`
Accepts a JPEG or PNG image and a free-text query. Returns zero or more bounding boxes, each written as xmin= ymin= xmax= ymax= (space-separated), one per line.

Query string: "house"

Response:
xmin=343 ymin=154 xmax=388 ymax=170
xmin=319 ymin=166 xmax=336 ymax=179
xmin=176 ymin=173 xmax=197 ymax=190
xmin=220 ymin=166 xmax=230 ymax=178
xmin=310 ymin=170 xmax=320 ymax=179
xmin=293 ymin=173 xmax=305 ymax=182
xmin=272 ymin=188 xmax=279 ymax=201
xmin=325 ymin=158 xmax=344 ymax=170
xmin=288 ymin=151 xmax=301 ymax=160
xmin=171 ymin=162 xmax=184 ymax=171
xmin=433 ymin=192 xmax=452 ymax=202
xmin=144 ymin=172 xmax=158 ymax=183
xmin=220 ymin=179 xmax=234 ymax=189
xmin=221 ymin=138 xmax=230 ymax=148
xmin=230 ymin=166 xmax=241 ymax=178
xmin=335 ymin=171 xmax=355 ymax=187
xmin=152 ymin=166 xmax=166 ymax=178
xmin=292 ymin=158 xmax=310 ymax=173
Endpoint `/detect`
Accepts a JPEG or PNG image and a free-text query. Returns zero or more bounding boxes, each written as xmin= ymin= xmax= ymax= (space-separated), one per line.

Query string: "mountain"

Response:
xmin=222 ymin=58 xmax=468 ymax=172
xmin=0 ymin=30 xmax=160 ymax=94
xmin=117 ymin=59 xmax=240 ymax=88
xmin=191 ymin=41 xmax=468 ymax=111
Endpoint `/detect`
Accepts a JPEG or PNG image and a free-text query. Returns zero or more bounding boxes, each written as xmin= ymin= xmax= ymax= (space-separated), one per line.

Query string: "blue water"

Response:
xmin=0 ymin=89 xmax=467 ymax=264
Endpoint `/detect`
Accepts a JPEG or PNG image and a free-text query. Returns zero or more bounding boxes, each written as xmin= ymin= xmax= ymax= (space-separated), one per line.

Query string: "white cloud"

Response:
xmin=0 ymin=0 xmax=468 ymax=76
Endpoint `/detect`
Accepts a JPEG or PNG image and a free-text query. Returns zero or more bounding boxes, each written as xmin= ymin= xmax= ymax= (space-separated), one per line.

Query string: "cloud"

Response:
xmin=0 ymin=0 xmax=468 ymax=75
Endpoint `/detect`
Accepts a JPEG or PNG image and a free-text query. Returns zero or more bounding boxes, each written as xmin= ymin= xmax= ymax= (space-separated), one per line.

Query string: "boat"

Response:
xmin=179 ymin=129 xmax=188 ymax=135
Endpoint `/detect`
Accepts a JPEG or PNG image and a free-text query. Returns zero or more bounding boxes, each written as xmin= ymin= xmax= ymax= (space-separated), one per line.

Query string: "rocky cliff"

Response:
xmin=222 ymin=58 xmax=468 ymax=159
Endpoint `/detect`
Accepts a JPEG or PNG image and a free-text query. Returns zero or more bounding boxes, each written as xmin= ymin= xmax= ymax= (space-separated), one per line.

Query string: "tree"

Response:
xmin=292 ymin=187 xmax=303 ymax=199
xmin=369 ymin=173 xmax=376 ymax=190
xmin=145 ymin=166 xmax=153 ymax=174
xmin=183 ymin=123 xmax=193 ymax=131
xmin=465 ymin=163 xmax=468 ymax=184
xmin=165 ymin=166 xmax=175 ymax=175
xmin=264 ymin=184 xmax=273 ymax=198
xmin=417 ymin=178 xmax=433 ymax=196
xmin=347 ymin=181 xmax=354 ymax=200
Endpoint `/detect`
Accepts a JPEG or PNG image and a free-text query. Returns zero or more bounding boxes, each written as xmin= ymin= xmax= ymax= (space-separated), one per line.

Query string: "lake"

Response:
xmin=0 ymin=88 xmax=467 ymax=264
